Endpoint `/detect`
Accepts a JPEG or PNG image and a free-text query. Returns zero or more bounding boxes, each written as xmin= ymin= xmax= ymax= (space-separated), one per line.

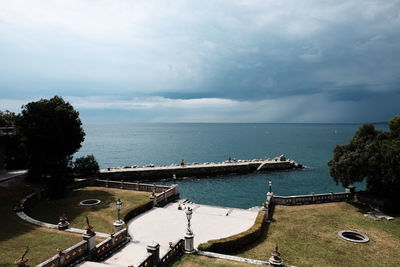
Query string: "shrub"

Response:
xmin=73 ymin=155 xmax=100 ymax=178
xmin=198 ymin=210 xmax=266 ymax=253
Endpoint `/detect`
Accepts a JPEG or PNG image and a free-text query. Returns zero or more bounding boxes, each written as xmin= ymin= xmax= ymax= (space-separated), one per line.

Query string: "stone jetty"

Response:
xmin=99 ymin=155 xmax=303 ymax=181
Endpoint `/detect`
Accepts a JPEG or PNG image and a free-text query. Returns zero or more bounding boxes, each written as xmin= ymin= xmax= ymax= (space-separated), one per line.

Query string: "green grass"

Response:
xmin=27 ymin=186 xmax=153 ymax=234
xmin=0 ymin=178 xmax=82 ymax=266
xmin=235 ymin=202 xmax=400 ymax=267
xmin=172 ymin=254 xmax=257 ymax=267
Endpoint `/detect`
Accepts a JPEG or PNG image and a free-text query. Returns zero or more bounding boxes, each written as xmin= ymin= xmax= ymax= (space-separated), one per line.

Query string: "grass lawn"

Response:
xmin=172 ymin=254 xmax=257 ymax=267
xmin=0 ymin=177 xmax=82 ymax=267
xmin=27 ymin=186 xmax=153 ymax=234
xmin=236 ymin=202 xmax=400 ymax=267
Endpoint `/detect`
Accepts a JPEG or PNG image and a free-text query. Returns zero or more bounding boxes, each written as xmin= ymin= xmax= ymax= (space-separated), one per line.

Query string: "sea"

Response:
xmin=75 ymin=123 xmax=387 ymax=209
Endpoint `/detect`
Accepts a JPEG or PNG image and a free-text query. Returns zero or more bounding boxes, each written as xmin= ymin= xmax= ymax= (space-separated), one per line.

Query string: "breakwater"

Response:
xmin=99 ymin=155 xmax=303 ymax=181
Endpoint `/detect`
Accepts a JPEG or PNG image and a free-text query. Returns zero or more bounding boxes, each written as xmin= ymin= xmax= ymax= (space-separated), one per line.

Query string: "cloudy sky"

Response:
xmin=0 ymin=0 xmax=399 ymax=123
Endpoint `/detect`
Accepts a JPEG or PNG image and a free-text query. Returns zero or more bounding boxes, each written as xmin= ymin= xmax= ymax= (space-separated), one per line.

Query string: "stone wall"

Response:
xmin=99 ymin=160 xmax=302 ymax=182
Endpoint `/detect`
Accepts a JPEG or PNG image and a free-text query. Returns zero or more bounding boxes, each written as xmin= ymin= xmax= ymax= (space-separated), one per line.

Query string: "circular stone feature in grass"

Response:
xmin=79 ymin=199 xmax=101 ymax=206
xmin=338 ymin=230 xmax=369 ymax=243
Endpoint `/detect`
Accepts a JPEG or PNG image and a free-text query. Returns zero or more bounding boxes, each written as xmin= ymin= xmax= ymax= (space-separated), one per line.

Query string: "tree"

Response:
xmin=0 ymin=110 xmax=28 ymax=169
xmin=0 ymin=110 xmax=17 ymax=127
xmin=73 ymin=155 xmax=100 ymax=178
xmin=17 ymin=96 xmax=85 ymax=196
xmin=328 ymin=116 xmax=400 ymax=196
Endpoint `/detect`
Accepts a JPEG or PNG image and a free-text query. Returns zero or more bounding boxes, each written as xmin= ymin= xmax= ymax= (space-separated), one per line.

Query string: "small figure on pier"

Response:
xmin=180 ymin=159 xmax=185 ymax=166
xmin=269 ymin=180 xmax=272 ymax=193
xmin=228 ymin=156 xmax=232 ymax=163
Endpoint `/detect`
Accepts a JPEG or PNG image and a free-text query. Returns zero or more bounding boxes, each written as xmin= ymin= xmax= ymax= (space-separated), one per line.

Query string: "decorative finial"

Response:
xmin=14 ymin=247 xmax=29 ymax=267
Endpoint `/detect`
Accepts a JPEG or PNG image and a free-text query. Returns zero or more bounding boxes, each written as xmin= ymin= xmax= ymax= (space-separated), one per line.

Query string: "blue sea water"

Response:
xmin=75 ymin=123 xmax=386 ymax=209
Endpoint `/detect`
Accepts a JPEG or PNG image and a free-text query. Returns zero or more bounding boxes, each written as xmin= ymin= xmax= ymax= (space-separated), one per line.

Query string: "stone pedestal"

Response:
xmin=346 ymin=186 xmax=356 ymax=195
xmin=184 ymin=232 xmax=194 ymax=253
xmin=14 ymin=258 xmax=29 ymax=267
xmin=113 ymin=220 xmax=125 ymax=232
xmin=57 ymin=221 xmax=70 ymax=230
xmin=269 ymin=256 xmax=284 ymax=266
xmin=82 ymin=233 xmax=96 ymax=251
xmin=269 ymin=246 xmax=284 ymax=267
xmin=146 ymin=241 xmax=160 ymax=267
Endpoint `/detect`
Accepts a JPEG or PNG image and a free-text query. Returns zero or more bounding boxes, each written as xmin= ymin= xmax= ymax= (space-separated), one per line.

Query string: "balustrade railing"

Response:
xmin=96 ymin=179 xmax=170 ymax=193
xmin=95 ymin=238 xmax=113 ymax=259
xmin=273 ymin=192 xmax=352 ymax=205
xmin=36 ymin=254 xmax=60 ymax=267
xmin=138 ymin=253 xmax=153 ymax=267
xmin=160 ymin=239 xmax=184 ymax=266
xmin=63 ymin=240 xmax=87 ymax=265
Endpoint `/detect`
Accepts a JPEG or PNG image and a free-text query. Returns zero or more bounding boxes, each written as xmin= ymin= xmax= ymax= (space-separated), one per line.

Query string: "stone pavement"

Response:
xmin=0 ymin=170 xmax=27 ymax=183
xmin=79 ymin=201 xmax=259 ymax=267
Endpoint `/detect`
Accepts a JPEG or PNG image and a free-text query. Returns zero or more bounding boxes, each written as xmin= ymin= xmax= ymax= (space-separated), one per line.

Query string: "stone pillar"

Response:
xmin=82 ymin=233 xmax=96 ymax=252
xmin=120 ymin=180 xmax=124 ymax=189
xmin=58 ymin=251 xmax=65 ymax=265
xmin=146 ymin=242 xmax=160 ymax=267
xmin=113 ymin=220 xmax=125 ymax=232
xmin=346 ymin=186 xmax=356 ymax=196
xmin=184 ymin=232 xmax=195 ymax=253
xmin=263 ymin=203 xmax=270 ymax=222
xmin=174 ymin=184 xmax=179 ymax=195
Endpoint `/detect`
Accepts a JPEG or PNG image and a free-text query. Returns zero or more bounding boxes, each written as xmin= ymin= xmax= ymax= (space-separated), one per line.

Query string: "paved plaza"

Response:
xmin=79 ymin=201 xmax=259 ymax=266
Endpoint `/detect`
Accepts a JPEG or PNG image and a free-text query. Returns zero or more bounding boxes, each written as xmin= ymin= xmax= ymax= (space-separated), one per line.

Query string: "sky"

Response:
xmin=0 ymin=0 xmax=400 ymax=123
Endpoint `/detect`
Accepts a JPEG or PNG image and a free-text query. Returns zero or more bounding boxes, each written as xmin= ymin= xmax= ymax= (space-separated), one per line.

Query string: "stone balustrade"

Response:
xmin=159 ymin=239 xmax=185 ymax=265
xmin=154 ymin=185 xmax=179 ymax=206
xmin=138 ymin=239 xmax=184 ymax=267
xmin=0 ymin=127 xmax=16 ymax=136
xmin=273 ymin=192 xmax=352 ymax=206
xmin=37 ymin=228 xmax=129 ymax=266
xmin=62 ymin=240 xmax=87 ymax=265
xmin=94 ymin=179 xmax=179 ymax=206
xmin=36 ymin=240 xmax=87 ymax=267
xmin=96 ymin=179 xmax=171 ymax=193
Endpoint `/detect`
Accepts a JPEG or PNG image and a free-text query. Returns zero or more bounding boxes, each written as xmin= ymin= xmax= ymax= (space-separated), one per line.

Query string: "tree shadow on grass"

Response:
xmin=0 ymin=179 xmax=118 ymax=265
xmin=0 ymin=177 xmax=43 ymax=243
xmin=25 ymin=188 xmax=117 ymax=230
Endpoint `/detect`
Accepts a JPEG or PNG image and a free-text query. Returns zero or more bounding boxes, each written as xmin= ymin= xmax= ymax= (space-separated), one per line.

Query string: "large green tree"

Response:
xmin=328 ymin=116 xmax=400 ymax=196
xmin=0 ymin=110 xmax=17 ymax=127
xmin=0 ymin=110 xmax=28 ymax=169
xmin=17 ymin=96 xmax=85 ymax=196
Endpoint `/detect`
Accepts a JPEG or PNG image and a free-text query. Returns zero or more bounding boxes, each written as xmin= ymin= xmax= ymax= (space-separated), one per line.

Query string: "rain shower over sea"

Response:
xmin=75 ymin=123 xmax=385 ymax=209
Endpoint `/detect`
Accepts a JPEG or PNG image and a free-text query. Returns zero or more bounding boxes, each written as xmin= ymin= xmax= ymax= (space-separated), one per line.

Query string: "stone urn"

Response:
xmin=57 ymin=215 xmax=70 ymax=230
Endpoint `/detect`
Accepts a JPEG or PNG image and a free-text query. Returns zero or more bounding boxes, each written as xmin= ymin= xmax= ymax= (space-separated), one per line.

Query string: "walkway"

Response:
xmin=79 ymin=201 xmax=259 ymax=266
xmin=0 ymin=170 xmax=27 ymax=183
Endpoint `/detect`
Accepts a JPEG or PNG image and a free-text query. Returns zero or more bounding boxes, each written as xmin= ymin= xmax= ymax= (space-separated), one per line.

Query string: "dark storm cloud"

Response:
xmin=1 ymin=0 xmax=399 ymax=122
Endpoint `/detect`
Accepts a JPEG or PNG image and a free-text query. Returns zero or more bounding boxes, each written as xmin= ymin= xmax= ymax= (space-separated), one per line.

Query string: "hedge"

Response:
xmin=123 ymin=200 xmax=154 ymax=222
xmin=198 ymin=210 xmax=266 ymax=253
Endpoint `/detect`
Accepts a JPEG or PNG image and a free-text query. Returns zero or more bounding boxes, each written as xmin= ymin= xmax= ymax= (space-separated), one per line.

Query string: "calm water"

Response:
xmin=75 ymin=123 xmax=386 ymax=209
